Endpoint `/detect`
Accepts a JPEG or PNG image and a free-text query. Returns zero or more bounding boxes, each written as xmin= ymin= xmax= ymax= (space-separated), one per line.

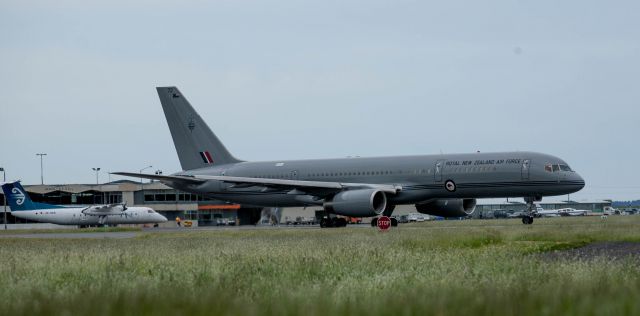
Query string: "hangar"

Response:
xmin=472 ymin=200 xmax=612 ymax=218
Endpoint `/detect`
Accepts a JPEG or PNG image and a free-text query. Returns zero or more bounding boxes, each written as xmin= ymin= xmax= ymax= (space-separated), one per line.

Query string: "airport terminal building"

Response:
xmin=0 ymin=180 xmax=263 ymax=226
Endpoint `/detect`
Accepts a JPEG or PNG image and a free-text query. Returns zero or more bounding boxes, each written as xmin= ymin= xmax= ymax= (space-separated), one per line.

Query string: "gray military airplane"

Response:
xmin=114 ymin=87 xmax=585 ymax=227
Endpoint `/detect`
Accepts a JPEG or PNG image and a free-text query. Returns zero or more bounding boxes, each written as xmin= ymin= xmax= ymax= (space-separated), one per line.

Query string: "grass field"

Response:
xmin=0 ymin=227 xmax=142 ymax=235
xmin=2 ymin=216 xmax=640 ymax=315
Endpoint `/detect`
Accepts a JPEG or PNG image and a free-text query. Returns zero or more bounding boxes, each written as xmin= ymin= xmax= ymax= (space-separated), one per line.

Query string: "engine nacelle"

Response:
xmin=415 ymin=199 xmax=477 ymax=217
xmin=324 ymin=189 xmax=387 ymax=217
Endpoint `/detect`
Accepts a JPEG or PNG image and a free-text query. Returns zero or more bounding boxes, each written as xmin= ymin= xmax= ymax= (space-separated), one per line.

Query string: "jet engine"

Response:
xmin=415 ymin=199 xmax=477 ymax=217
xmin=324 ymin=189 xmax=387 ymax=217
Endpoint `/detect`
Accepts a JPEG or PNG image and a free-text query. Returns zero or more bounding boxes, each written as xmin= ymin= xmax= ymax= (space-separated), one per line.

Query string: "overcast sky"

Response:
xmin=1 ymin=0 xmax=638 ymax=201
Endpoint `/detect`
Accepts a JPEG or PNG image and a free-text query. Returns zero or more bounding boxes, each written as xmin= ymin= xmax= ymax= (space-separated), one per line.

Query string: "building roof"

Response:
xmin=23 ymin=182 xmax=174 ymax=194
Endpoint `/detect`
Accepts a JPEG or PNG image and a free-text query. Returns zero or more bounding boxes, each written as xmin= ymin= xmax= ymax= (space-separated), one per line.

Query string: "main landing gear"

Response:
xmin=320 ymin=217 xmax=347 ymax=228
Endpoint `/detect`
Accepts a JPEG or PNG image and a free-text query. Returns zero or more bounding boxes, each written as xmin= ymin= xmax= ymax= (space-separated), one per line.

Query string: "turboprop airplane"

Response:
xmin=114 ymin=87 xmax=585 ymax=226
xmin=1 ymin=182 xmax=167 ymax=226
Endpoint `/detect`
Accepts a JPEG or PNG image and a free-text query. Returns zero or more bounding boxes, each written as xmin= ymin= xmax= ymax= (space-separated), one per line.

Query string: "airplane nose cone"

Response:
xmin=574 ymin=173 xmax=585 ymax=191
xmin=159 ymin=215 xmax=168 ymax=222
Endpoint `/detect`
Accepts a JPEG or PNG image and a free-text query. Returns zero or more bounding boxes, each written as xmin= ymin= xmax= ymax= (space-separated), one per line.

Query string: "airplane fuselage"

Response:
xmin=11 ymin=207 xmax=167 ymax=225
xmin=170 ymin=151 xmax=585 ymax=208
xmin=113 ymin=86 xmax=587 ymax=223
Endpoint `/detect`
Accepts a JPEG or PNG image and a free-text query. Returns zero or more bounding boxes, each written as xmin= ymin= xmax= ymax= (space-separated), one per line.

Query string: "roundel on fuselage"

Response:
xmin=445 ymin=180 xmax=456 ymax=192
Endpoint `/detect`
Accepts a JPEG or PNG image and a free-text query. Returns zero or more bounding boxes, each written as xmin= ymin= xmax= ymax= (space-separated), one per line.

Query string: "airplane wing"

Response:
xmin=111 ymin=172 xmax=401 ymax=195
xmin=82 ymin=204 xmax=126 ymax=215
xmin=194 ymin=175 xmax=402 ymax=194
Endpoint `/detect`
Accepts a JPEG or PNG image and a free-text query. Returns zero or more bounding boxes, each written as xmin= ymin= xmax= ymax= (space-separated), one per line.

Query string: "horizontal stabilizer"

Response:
xmin=111 ymin=172 xmax=206 ymax=185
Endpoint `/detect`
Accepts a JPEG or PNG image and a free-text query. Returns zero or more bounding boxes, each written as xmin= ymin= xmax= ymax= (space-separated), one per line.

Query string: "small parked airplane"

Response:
xmin=534 ymin=205 xmax=588 ymax=217
xmin=1 ymin=181 xmax=167 ymax=226
xmin=556 ymin=208 xmax=588 ymax=216
xmin=533 ymin=205 xmax=561 ymax=217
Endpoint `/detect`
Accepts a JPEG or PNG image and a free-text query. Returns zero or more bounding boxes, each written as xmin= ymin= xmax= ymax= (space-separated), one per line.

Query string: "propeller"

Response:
xmin=121 ymin=202 xmax=127 ymax=212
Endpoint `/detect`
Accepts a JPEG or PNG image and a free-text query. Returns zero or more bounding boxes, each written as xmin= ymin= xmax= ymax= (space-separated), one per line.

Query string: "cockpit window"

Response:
xmin=546 ymin=163 xmax=573 ymax=172
xmin=559 ymin=164 xmax=572 ymax=172
xmin=147 ymin=210 xmax=154 ymax=213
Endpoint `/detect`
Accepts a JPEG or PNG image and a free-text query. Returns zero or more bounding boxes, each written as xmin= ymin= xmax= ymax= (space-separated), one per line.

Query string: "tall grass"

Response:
xmin=1 ymin=216 xmax=639 ymax=315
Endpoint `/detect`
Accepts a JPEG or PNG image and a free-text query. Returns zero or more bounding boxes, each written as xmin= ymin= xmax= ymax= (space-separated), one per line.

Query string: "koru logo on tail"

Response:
xmin=11 ymin=187 xmax=26 ymax=205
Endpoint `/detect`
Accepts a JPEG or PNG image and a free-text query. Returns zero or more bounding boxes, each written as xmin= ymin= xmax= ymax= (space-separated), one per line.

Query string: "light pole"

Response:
xmin=92 ymin=167 xmax=101 ymax=185
xmin=139 ymin=165 xmax=152 ymax=183
xmin=36 ymin=153 xmax=47 ymax=185
xmin=1 ymin=167 xmax=6 ymax=230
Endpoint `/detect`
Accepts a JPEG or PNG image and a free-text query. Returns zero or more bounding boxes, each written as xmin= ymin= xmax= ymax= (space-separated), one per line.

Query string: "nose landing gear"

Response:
xmin=522 ymin=196 xmax=541 ymax=225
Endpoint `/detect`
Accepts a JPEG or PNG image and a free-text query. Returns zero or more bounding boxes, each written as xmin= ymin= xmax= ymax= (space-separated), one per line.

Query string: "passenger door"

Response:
xmin=434 ymin=160 xmax=445 ymax=182
xmin=521 ymin=159 xmax=531 ymax=180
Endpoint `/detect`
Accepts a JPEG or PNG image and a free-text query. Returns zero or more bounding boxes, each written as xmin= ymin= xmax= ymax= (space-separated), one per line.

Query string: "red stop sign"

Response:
xmin=377 ymin=216 xmax=391 ymax=231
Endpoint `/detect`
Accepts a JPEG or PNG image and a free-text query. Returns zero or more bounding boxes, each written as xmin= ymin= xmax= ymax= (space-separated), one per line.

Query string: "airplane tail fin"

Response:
xmin=156 ymin=87 xmax=242 ymax=171
xmin=1 ymin=181 xmax=62 ymax=211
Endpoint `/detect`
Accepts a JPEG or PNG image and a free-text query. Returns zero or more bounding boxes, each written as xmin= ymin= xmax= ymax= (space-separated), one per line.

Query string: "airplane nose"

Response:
xmin=574 ymin=173 xmax=585 ymax=190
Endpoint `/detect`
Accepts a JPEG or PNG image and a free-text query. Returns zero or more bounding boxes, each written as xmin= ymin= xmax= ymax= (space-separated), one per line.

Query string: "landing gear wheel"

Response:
xmin=321 ymin=217 xmax=348 ymax=228
xmin=521 ymin=216 xmax=534 ymax=225
xmin=391 ymin=218 xmax=398 ymax=227
xmin=371 ymin=217 xmax=378 ymax=227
